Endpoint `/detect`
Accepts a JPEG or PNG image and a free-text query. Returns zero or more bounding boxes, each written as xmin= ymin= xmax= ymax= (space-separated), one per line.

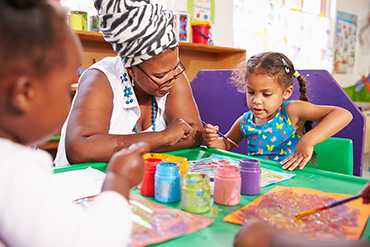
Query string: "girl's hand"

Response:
xmin=359 ymin=181 xmax=370 ymax=204
xmin=202 ymin=123 xmax=220 ymax=148
xmin=280 ymin=140 xmax=313 ymax=171
xmin=106 ymin=142 xmax=150 ymax=187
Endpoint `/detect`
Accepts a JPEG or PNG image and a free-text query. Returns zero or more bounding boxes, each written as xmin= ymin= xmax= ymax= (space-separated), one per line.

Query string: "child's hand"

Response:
xmin=280 ymin=140 xmax=313 ymax=171
xmin=234 ymin=219 xmax=277 ymax=247
xmin=359 ymin=181 xmax=370 ymax=204
xmin=106 ymin=142 xmax=150 ymax=188
xmin=202 ymin=123 xmax=220 ymax=147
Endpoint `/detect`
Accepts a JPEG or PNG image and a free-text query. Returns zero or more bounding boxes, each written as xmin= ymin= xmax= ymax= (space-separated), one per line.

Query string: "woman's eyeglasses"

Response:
xmin=137 ymin=61 xmax=186 ymax=88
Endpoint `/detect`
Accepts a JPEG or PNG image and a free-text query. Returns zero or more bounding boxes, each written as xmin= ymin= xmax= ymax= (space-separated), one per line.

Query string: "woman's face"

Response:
xmin=130 ymin=48 xmax=183 ymax=97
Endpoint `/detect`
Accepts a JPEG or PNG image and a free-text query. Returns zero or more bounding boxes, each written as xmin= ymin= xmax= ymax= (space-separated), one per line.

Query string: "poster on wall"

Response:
xmin=187 ymin=0 xmax=215 ymax=23
xmin=334 ymin=11 xmax=358 ymax=74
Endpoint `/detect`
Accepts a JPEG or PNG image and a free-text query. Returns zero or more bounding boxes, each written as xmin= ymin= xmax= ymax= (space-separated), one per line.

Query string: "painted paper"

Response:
xmin=187 ymin=154 xmax=295 ymax=187
xmin=76 ymin=194 xmax=213 ymax=246
xmin=223 ymin=186 xmax=370 ymax=240
xmin=334 ymin=11 xmax=358 ymax=74
xmin=187 ymin=0 xmax=215 ymax=23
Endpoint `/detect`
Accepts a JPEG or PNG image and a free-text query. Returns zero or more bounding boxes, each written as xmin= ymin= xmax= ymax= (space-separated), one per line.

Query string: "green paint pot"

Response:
xmin=181 ymin=173 xmax=210 ymax=213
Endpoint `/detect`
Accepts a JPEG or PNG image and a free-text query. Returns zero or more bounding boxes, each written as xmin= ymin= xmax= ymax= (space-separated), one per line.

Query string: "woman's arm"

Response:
xmin=65 ymin=69 xmax=186 ymax=164
xmin=154 ymin=72 xmax=202 ymax=152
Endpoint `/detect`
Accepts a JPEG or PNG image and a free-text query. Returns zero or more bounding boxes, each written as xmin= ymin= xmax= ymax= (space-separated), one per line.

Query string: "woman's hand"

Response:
xmin=280 ymin=138 xmax=314 ymax=171
xmin=162 ymin=118 xmax=194 ymax=146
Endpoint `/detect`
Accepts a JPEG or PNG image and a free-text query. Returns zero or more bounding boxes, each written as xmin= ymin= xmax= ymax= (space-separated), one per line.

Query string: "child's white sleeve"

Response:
xmin=0 ymin=151 xmax=132 ymax=247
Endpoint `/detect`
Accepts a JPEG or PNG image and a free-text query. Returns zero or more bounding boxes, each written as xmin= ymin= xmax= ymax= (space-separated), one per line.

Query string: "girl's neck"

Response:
xmin=253 ymin=107 xmax=280 ymax=125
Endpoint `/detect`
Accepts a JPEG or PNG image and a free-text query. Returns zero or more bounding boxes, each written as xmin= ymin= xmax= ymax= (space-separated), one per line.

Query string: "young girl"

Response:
xmin=203 ymin=52 xmax=353 ymax=171
xmin=0 ymin=0 xmax=148 ymax=246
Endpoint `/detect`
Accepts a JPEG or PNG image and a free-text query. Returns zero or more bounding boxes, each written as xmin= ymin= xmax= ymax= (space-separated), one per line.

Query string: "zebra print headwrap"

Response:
xmin=95 ymin=0 xmax=178 ymax=67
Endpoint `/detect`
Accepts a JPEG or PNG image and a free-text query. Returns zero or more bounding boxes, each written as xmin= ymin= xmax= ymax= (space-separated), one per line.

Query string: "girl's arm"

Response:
xmin=281 ymin=101 xmax=353 ymax=171
xmin=203 ymin=116 xmax=244 ymax=151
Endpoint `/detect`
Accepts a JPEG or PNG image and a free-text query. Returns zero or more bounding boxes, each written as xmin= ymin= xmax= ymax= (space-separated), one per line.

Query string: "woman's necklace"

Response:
xmin=121 ymin=73 xmax=157 ymax=133
xmin=134 ymin=95 xmax=156 ymax=133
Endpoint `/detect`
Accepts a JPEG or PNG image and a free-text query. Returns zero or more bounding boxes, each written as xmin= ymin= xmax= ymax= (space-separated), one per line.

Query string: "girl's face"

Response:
xmin=129 ymin=48 xmax=183 ymax=97
xmin=29 ymin=30 xmax=82 ymax=145
xmin=246 ymin=73 xmax=292 ymax=125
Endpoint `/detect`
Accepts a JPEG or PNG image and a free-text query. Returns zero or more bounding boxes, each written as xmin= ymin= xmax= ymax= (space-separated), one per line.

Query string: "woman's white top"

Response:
xmin=54 ymin=56 xmax=168 ymax=167
xmin=0 ymin=138 xmax=131 ymax=247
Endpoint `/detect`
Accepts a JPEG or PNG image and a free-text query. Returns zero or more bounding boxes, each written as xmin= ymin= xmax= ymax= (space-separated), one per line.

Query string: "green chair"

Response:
xmin=312 ymin=137 xmax=353 ymax=175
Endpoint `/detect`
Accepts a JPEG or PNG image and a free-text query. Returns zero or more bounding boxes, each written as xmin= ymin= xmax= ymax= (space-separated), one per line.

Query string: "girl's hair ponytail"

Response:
xmin=295 ymin=72 xmax=313 ymax=134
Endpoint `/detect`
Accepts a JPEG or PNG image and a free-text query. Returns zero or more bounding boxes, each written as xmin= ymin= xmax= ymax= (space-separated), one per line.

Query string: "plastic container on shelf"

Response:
xmin=191 ymin=21 xmax=212 ymax=45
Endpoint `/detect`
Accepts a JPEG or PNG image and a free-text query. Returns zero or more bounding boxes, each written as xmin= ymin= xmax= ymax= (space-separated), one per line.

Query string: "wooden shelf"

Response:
xmin=75 ymin=30 xmax=246 ymax=81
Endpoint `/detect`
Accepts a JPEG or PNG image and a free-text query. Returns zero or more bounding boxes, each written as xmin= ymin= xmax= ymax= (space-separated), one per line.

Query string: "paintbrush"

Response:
xmin=295 ymin=195 xmax=361 ymax=220
xmin=201 ymin=120 xmax=239 ymax=148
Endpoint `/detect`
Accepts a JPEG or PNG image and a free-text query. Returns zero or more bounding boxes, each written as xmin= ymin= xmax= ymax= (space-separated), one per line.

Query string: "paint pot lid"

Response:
xmin=156 ymin=162 xmax=180 ymax=174
xmin=239 ymin=158 xmax=261 ymax=169
xmin=215 ymin=165 xmax=240 ymax=178
xmin=145 ymin=158 xmax=162 ymax=170
xmin=183 ymin=173 xmax=209 ymax=188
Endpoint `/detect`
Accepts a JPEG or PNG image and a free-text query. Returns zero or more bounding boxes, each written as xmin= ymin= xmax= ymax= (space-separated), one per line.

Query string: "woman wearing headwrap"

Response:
xmin=54 ymin=0 xmax=202 ymax=166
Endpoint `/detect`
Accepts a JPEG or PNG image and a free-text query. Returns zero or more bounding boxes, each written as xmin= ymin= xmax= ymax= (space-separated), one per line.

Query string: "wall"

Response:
xmin=333 ymin=0 xmax=370 ymax=88
xmin=165 ymin=0 xmax=369 ymax=88
xmin=163 ymin=0 xmax=234 ymax=47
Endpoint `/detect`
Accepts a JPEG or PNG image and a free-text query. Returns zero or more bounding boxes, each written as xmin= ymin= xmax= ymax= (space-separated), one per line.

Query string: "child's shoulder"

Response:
xmin=0 ymin=138 xmax=52 ymax=169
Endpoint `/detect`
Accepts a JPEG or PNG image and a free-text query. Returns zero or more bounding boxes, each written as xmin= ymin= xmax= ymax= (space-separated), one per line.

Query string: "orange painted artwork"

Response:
xmin=223 ymin=186 xmax=370 ymax=240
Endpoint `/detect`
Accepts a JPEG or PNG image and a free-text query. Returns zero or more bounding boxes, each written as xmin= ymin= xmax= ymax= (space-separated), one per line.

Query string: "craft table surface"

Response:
xmin=54 ymin=146 xmax=370 ymax=246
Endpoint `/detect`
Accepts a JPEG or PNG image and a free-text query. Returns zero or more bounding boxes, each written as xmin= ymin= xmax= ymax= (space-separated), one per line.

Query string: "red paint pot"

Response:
xmin=140 ymin=158 xmax=162 ymax=197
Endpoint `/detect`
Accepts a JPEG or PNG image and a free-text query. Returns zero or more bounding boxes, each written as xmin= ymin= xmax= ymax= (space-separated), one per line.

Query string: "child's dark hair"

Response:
xmin=0 ymin=0 xmax=68 ymax=79
xmin=231 ymin=51 xmax=314 ymax=135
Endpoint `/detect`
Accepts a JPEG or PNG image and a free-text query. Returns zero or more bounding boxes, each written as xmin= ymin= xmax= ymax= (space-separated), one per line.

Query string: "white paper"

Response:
xmin=52 ymin=166 xmax=106 ymax=201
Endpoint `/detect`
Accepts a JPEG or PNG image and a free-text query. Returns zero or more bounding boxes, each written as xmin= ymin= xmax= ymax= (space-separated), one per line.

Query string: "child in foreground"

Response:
xmin=0 ymin=0 xmax=148 ymax=246
xmin=233 ymin=181 xmax=370 ymax=247
xmin=203 ymin=52 xmax=352 ymax=171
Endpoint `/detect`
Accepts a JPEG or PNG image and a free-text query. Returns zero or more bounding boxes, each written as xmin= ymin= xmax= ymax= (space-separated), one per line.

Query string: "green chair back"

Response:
xmin=312 ymin=137 xmax=353 ymax=175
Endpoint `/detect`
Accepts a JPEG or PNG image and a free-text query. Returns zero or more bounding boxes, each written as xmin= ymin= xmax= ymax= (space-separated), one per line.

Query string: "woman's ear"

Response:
xmin=283 ymin=85 xmax=293 ymax=100
xmin=126 ymin=67 xmax=134 ymax=78
xmin=9 ymin=76 xmax=36 ymax=114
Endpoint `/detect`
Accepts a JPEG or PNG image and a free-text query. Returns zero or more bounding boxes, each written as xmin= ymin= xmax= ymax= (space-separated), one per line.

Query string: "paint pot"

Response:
xmin=140 ymin=158 xmax=162 ymax=197
xmin=213 ymin=165 xmax=241 ymax=206
xmin=239 ymin=159 xmax=261 ymax=195
xmin=154 ymin=162 xmax=181 ymax=203
xmin=181 ymin=174 xmax=210 ymax=213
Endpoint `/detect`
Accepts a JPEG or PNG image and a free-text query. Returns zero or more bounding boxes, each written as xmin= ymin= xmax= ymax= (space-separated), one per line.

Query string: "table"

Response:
xmin=54 ymin=146 xmax=370 ymax=246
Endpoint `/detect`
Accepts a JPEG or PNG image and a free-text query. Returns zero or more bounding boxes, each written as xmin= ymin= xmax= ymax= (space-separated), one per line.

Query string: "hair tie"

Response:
xmin=293 ymin=71 xmax=300 ymax=78
xmin=281 ymin=58 xmax=290 ymax=73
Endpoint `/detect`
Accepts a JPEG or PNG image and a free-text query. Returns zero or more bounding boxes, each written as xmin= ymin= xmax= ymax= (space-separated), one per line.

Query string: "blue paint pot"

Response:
xmin=154 ymin=162 xmax=181 ymax=203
